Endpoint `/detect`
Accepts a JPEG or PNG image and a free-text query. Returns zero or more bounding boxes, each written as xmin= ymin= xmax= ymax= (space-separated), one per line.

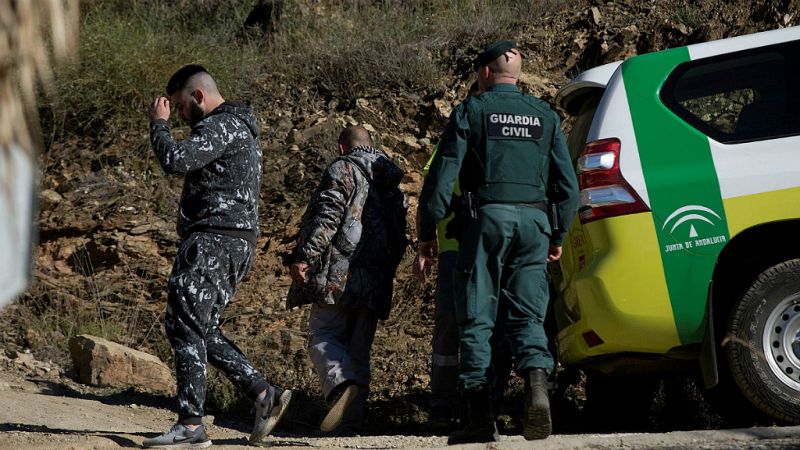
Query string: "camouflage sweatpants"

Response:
xmin=165 ymin=232 xmax=270 ymax=425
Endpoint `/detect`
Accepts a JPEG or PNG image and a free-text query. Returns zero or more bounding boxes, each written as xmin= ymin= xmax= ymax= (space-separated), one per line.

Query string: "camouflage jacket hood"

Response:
xmin=287 ymin=146 xmax=406 ymax=319
xmin=340 ymin=145 xmax=404 ymax=188
xmin=150 ymin=101 xmax=262 ymax=244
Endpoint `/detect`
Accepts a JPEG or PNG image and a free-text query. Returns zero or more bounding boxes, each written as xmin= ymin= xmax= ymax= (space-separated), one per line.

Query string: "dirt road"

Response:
xmin=1 ymin=369 xmax=798 ymax=450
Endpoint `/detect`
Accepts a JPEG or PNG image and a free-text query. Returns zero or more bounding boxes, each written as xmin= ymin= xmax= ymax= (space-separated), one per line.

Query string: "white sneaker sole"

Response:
xmin=249 ymin=389 xmax=293 ymax=443
xmin=145 ymin=440 xmax=212 ymax=449
xmin=320 ymin=384 xmax=359 ymax=433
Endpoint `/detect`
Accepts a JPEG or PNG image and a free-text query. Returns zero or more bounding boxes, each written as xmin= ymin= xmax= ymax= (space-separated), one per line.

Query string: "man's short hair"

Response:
xmin=166 ymin=64 xmax=209 ymax=95
xmin=338 ymin=126 xmax=373 ymax=149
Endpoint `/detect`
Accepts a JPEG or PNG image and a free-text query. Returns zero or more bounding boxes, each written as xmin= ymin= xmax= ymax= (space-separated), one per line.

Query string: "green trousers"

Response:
xmin=453 ymin=203 xmax=553 ymax=390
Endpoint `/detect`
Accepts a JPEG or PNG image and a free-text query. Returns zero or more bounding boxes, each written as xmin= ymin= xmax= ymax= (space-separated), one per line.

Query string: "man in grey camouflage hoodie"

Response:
xmin=288 ymin=126 xmax=407 ymax=435
xmin=145 ymin=65 xmax=291 ymax=448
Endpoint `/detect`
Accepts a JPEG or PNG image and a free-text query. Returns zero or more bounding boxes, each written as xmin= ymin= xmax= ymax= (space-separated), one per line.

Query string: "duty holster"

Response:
xmin=445 ymin=192 xmax=479 ymax=241
xmin=547 ymin=184 xmax=562 ymax=236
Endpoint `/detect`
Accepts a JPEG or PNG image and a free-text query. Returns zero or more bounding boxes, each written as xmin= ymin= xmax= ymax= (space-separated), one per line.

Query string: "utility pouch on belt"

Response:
xmin=549 ymin=201 xmax=559 ymax=235
xmin=547 ymin=184 xmax=562 ymax=235
xmin=463 ymin=192 xmax=479 ymax=219
xmin=445 ymin=192 xmax=479 ymax=240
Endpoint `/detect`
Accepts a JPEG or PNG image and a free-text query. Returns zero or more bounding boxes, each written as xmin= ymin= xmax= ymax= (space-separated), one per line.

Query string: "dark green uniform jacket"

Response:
xmin=418 ymin=83 xmax=578 ymax=244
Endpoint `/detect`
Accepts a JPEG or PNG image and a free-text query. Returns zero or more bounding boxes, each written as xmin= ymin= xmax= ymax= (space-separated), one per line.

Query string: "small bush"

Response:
xmin=206 ymin=368 xmax=251 ymax=414
xmin=671 ymin=5 xmax=702 ymax=29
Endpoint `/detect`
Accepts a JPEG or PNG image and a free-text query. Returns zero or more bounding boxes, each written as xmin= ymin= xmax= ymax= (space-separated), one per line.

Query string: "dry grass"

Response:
xmin=45 ymin=0 xmax=566 ymax=141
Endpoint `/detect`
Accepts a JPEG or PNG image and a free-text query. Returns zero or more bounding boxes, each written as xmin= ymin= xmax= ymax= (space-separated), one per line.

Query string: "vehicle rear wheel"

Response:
xmin=725 ymin=259 xmax=800 ymax=424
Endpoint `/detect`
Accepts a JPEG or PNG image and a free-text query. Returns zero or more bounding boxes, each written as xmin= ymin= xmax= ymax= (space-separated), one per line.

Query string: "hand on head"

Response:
xmin=149 ymin=97 xmax=170 ymax=122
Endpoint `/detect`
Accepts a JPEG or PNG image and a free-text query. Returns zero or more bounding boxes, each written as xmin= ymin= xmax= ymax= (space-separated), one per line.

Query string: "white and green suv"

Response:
xmin=554 ymin=25 xmax=800 ymax=423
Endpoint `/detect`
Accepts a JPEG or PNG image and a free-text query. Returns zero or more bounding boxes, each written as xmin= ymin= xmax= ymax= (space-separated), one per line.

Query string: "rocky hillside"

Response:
xmin=2 ymin=0 xmax=797 ymax=434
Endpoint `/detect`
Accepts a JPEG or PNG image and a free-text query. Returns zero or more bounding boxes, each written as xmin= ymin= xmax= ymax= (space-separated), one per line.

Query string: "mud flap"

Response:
xmin=700 ymin=281 xmax=719 ymax=389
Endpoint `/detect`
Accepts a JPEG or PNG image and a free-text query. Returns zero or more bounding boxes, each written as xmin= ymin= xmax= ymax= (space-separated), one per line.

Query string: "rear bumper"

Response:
xmin=556 ymin=213 xmax=683 ymax=365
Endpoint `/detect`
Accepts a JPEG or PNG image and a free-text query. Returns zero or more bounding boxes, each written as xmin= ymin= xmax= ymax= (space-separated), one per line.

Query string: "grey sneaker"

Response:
xmin=250 ymin=386 xmax=293 ymax=443
xmin=320 ymin=381 xmax=359 ymax=432
xmin=142 ymin=423 xmax=211 ymax=448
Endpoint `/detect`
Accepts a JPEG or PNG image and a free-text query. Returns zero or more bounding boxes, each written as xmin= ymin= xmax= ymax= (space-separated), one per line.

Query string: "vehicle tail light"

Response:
xmin=576 ymin=138 xmax=649 ymax=223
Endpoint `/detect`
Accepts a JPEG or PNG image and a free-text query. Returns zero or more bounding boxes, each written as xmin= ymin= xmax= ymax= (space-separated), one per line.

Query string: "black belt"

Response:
xmin=479 ymin=199 xmax=548 ymax=214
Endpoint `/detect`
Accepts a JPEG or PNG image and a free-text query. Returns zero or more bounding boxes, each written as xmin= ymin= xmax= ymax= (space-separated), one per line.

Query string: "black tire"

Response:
xmin=725 ymin=259 xmax=800 ymax=424
xmin=584 ymin=373 xmax=659 ymax=432
xmin=585 ymin=372 xmax=724 ymax=432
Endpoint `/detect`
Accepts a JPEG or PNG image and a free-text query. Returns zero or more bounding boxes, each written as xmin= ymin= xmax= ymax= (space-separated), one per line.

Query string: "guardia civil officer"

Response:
xmin=416 ymin=41 xmax=579 ymax=444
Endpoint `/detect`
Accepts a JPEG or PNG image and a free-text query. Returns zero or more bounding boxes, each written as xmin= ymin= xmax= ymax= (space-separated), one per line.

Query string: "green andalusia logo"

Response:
xmin=662 ymin=205 xmax=727 ymax=253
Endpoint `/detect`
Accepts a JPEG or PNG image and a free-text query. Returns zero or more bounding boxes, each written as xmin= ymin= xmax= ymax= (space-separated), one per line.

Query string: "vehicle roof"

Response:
xmin=555 ymin=25 xmax=800 ymax=114
xmin=688 ymin=24 xmax=800 ymax=60
xmin=555 ymin=61 xmax=621 ymax=114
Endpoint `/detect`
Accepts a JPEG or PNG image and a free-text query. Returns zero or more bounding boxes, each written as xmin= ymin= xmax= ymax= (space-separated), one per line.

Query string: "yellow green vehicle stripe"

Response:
xmin=622 ymin=48 xmax=730 ymax=344
xmin=724 ymin=187 xmax=800 ymax=236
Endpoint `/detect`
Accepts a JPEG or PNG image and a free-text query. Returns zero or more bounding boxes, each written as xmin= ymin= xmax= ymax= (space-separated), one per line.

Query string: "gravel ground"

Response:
xmin=1 ymin=373 xmax=798 ymax=450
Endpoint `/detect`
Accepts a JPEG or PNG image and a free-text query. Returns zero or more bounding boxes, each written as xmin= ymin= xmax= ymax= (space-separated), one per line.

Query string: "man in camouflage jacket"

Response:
xmin=145 ymin=65 xmax=290 ymax=448
xmin=289 ymin=125 xmax=406 ymax=435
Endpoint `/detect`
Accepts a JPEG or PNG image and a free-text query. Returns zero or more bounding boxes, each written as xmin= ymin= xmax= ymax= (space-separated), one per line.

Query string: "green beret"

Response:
xmin=473 ymin=40 xmax=520 ymax=69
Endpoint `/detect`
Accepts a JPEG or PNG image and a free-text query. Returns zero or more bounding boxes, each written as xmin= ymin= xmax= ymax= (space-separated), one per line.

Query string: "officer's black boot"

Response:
xmin=523 ymin=368 xmax=552 ymax=440
xmin=447 ymin=385 xmax=499 ymax=445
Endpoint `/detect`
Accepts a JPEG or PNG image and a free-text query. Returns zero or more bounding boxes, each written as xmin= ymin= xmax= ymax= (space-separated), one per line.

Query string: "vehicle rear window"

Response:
xmin=661 ymin=39 xmax=800 ymax=144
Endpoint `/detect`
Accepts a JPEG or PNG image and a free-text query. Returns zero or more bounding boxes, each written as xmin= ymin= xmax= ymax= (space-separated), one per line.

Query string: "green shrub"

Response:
xmin=671 ymin=5 xmax=702 ymax=29
xmin=205 ymin=368 xmax=252 ymax=414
